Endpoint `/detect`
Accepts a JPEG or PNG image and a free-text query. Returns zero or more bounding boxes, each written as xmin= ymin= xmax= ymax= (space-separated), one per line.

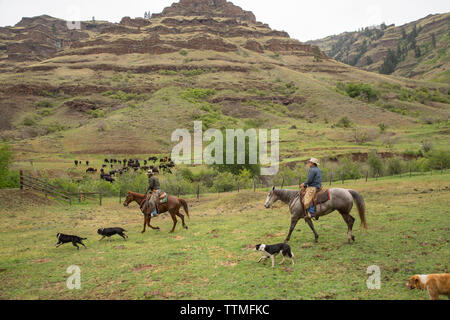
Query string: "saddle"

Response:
xmin=313 ymin=189 xmax=331 ymax=206
xmin=299 ymin=187 xmax=330 ymax=205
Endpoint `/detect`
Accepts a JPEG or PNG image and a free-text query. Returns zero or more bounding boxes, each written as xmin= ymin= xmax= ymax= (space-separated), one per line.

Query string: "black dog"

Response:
xmin=255 ymin=243 xmax=295 ymax=267
xmin=56 ymin=233 xmax=87 ymax=250
xmin=97 ymin=228 xmax=128 ymax=241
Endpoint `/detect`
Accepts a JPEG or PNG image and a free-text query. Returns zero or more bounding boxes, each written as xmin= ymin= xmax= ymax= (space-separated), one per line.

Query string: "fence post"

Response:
xmin=253 ymin=180 xmax=256 ymax=192
xmin=281 ymin=177 xmax=285 ymax=189
xmin=197 ymin=184 xmax=200 ymax=201
xmin=441 ymin=163 xmax=443 ymax=174
xmin=19 ymin=170 xmax=23 ymax=190
xmin=119 ymin=191 xmax=122 ymax=204
xmin=237 ymin=181 xmax=240 ymax=193
xmin=99 ymin=193 xmax=102 ymax=206
xmin=177 ymin=186 xmax=180 ymax=198
xmin=329 ymin=172 xmax=333 ymax=186
xmin=79 ymin=190 xmax=82 ymax=203
xmin=365 ymin=171 xmax=368 ymax=182
xmin=410 ymin=167 xmax=412 ymax=178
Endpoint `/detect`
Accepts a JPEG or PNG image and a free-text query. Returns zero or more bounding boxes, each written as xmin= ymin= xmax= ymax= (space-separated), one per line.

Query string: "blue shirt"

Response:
xmin=304 ymin=166 xmax=322 ymax=189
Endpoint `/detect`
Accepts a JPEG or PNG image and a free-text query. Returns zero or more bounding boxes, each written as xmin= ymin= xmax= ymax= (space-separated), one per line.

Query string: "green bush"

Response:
xmin=38 ymin=108 xmax=53 ymax=116
xmin=214 ymin=172 xmax=236 ymax=192
xmin=182 ymin=88 xmax=216 ymax=102
xmin=367 ymin=151 xmax=383 ymax=177
xmin=343 ymin=82 xmax=379 ymax=102
xmin=336 ymin=157 xmax=362 ymax=180
xmin=35 ymin=100 xmax=55 ymax=108
xmin=425 ymin=149 xmax=450 ymax=169
xmin=0 ymin=144 xmax=19 ymax=189
xmin=386 ymin=157 xmax=403 ymax=175
xmin=102 ymin=90 xmax=147 ymax=102
xmin=336 ymin=116 xmax=352 ymax=128
xmin=179 ymin=49 xmax=188 ymax=56
xmin=88 ymin=109 xmax=105 ymax=118
xmin=22 ymin=117 xmax=37 ymax=126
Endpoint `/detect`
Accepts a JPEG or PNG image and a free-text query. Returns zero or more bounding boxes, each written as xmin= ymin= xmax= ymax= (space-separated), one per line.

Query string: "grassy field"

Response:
xmin=0 ymin=173 xmax=448 ymax=300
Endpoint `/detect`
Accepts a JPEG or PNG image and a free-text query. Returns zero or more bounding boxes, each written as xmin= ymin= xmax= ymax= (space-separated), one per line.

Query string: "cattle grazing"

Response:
xmin=74 ymin=160 xmax=79 ymax=166
xmin=86 ymin=168 xmax=97 ymax=173
xmin=86 ymin=161 xmax=89 ymax=166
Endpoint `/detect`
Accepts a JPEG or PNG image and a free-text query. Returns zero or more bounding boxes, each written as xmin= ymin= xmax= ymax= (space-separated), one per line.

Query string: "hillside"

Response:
xmin=0 ymin=0 xmax=448 ymax=167
xmin=308 ymin=13 xmax=450 ymax=83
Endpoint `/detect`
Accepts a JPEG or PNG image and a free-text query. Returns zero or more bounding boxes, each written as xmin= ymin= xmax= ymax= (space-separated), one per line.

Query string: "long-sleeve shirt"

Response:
xmin=146 ymin=176 xmax=160 ymax=193
xmin=304 ymin=166 xmax=322 ymax=189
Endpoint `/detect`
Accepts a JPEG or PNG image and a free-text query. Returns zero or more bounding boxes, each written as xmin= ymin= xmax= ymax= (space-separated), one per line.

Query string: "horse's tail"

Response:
xmin=349 ymin=190 xmax=367 ymax=229
xmin=179 ymin=198 xmax=190 ymax=219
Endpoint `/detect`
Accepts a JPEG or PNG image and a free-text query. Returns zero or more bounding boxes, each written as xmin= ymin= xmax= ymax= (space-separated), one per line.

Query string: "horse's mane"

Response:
xmin=274 ymin=189 xmax=298 ymax=204
xmin=129 ymin=191 xmax=146 ymax=197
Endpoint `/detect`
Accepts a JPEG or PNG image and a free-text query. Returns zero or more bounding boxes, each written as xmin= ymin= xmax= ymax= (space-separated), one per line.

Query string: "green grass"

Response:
xmin=0 ymin=173 xmax=449 ymax=299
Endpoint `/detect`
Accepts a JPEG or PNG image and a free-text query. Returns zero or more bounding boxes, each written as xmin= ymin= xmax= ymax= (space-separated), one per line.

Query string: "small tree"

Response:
xmin=367 ymin=150 xmax=383 ymax=177
xmin=0 ymin=144 xmax=18 ymax=189
xmin=312 ymin=46 xmax=323 ymax=62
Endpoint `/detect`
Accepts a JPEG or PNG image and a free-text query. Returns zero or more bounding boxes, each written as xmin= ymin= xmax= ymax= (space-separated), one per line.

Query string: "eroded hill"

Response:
xmin=0 ymin=0 xmax=448 ymax=163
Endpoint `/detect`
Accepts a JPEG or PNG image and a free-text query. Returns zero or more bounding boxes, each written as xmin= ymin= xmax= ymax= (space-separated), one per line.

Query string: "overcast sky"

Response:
xmin=0 ymin=0 xmax=449 ymax=41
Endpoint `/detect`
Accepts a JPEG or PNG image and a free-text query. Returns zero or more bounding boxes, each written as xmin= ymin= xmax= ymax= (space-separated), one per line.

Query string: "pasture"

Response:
xmin=0 ymin=173 xmax=448 ymax=300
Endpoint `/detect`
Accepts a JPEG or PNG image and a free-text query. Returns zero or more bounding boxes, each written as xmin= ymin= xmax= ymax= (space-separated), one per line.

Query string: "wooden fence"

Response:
xmin=19 ymin=171 xmax=103 ymax=205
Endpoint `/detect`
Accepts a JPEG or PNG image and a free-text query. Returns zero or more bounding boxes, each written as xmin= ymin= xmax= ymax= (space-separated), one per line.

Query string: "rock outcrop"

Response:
xmin=152 ymin=0 xmax=256 ymax=23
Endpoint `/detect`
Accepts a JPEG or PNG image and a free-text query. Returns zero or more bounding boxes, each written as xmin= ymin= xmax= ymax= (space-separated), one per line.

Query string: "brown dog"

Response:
xmin=406 ymin=274 xmax=450 ymax=300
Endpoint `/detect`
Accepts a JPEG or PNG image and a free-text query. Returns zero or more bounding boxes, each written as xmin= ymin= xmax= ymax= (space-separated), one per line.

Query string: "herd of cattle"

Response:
xmin=74 ymin=157 xmax=176 ymax=183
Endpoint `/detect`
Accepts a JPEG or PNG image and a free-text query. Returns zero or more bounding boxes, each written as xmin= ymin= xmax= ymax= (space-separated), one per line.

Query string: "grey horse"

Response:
xmin=264 ymin=187 xmax=367 ymax=243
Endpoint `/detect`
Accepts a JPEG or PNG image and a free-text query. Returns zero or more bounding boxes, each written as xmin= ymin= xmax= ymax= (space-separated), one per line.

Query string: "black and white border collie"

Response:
xmin=255 ymin=243 xmax=295 ymax=267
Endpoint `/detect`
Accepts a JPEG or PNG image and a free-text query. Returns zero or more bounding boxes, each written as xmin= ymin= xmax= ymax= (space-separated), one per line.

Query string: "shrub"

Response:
xmin=88 ymin=109 xmax=105 ymax=118
xmin=421 ymin=140 xmax=433 ymax=153
xmin=367 ymin=151 xmax=383 ymax=177
xmin=102 ymin=90 xmax=147 ymax=102
xmin=38 ymin=108 xmax=53 ymax=116
xmin=425 ymin=149 xmax=450 ymax=169
xmin=343 ymin=82 xmax=378 ymax=102
xmin=336 ymin=156 xmax=362 ymax=180
xmin=35 ymin=100 xmax=55 ymax=108
xmin=182 ymin=88 xmax=216 ymax=102
xmin=214 ymin=172 xmax=236 ymax=192
xmin=22 ymin=117 xmax=37 ymax=126
xmin=336 ymin=116 xmax=352 ymax=128
xmin=179 ymin=49 xmax=188 ymax=56
xmin=386 ymin=157 xmax=403 ymax=175
xmin=378 ymin=123 xmax=387 ymax=133
xmin=0 ymin=144 xmax=19 ymax=189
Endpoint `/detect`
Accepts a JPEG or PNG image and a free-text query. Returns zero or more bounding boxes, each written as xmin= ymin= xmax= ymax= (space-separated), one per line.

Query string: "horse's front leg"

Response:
xmin=147 ymin=216 xmax=160 ymax=230
xmin=285 ymin=214 xmax=301 ymax=243
xmin=141 ymin=215 xmax=148 ymax=233
xmin=306 ymin=219 xmax=319 ymax=243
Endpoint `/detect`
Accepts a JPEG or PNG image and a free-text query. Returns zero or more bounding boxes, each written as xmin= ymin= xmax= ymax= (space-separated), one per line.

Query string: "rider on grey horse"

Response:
xmin=300 ymin=158 xmax=322 ymax=219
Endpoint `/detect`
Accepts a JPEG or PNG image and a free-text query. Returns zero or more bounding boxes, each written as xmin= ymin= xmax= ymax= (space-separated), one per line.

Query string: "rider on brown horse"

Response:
xmin=300 ymin=158 xmax=322 ymax=219
xmin=146 ymin=169 xmax=166 ymax=217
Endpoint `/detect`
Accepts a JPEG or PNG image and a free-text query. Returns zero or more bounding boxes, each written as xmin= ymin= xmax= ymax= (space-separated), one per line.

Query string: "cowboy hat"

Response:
xmin=309 ymin=158 xmax=320 ymax=165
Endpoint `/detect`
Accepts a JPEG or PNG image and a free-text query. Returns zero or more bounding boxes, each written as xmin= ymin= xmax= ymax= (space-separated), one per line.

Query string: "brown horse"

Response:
xmin=123 ymin=191 xmax=190 ymax=233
